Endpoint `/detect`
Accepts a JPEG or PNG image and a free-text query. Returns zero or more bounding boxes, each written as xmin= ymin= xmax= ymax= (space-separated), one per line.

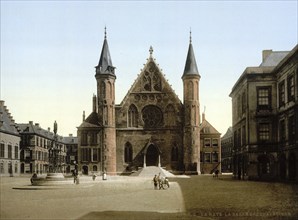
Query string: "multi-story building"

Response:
xmin=0 ymin=100 xmax=21 ymax=176
xmin=64 ymin=134 xmax=78 ymax=173
xmin=200 ymin=113 xmax=221 ymax=174
xmin=18 ymin=121 xmax=67 ymax=174
xmin=77 ymin=29 xmax=222 ymax=175
xmin=230 ymin=45 xmax=298 ymax=181
xmin=221 ymin=127 xmax=233 ymax=173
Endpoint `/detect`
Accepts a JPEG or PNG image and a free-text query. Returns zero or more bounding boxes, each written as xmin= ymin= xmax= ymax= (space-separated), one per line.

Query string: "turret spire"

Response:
xmin=95 ymin=27 xmax=115 ymax=76
xmin=182 ymin=32 xmax=200 ymax=77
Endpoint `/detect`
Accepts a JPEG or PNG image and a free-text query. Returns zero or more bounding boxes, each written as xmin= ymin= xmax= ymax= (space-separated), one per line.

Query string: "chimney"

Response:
xmin=93 ymin=94 xmax=97 ymax=112
xmin=202 ymin=113 xmax=205 ymax=122
xmin=69 ymin=134 xmax=73 ymax=137
xmin=83 ymin=111 xmax=85 ymax=122
xmin=262 ymin=50 xmax=272 ymax=62
xmin=48 ymin=127 xmax=50 ymax=131
xmin=29 ymin=121 xmax=33 ymax=125
xmin=35 ymin=123 xmax=39 ymax=127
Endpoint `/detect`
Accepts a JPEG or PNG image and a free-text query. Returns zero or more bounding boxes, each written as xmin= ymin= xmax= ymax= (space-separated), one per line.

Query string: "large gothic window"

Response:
xmin=142 ymin=62 xmax=162 ymax=91
xmin=165 ymin=104 xmax=176 ymax=126
xmin=142 ymin=105 xmax=163 ymax=128
xmin=128 ymin=104 xmax=138 ymax=127
xmin=124 ymin=142 xmax=133 ymax=163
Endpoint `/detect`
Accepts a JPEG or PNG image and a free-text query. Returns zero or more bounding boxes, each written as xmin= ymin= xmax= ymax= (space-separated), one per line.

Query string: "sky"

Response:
xmin=1 ymin=1 xmax=297 ymax=137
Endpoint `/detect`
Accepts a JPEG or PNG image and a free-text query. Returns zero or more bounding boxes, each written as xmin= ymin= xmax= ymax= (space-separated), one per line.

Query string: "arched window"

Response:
xmin=128 ymin=104 xmax=138 ymax=127
xmin=165 ymin=104 xmax=175 ymax=126
xmin=188 ymin=81 xmax=194 ymax=100
xmin=171 ymin=146 xmax=178 ymax=161
xmin=124 ymin=142 xmax=133 ymax=163
xmin=101 ymin=81 xmax=106 ymax=98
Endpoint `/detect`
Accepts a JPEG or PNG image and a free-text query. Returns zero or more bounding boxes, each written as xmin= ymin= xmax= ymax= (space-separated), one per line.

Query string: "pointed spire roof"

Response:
xmin=95 ymin=27 xmax=115 ymax=76
xmin=182 ymin=31 xmax=200 ymax=77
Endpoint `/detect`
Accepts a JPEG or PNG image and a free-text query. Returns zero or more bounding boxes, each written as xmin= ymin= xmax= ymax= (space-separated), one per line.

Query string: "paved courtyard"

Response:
xmin=0 ymin=174 xmax=297 ymax=220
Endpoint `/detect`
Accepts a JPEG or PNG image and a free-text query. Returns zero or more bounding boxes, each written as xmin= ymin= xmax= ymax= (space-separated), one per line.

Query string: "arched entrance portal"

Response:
xmin=143 ymin=143 xmax=161 ymax=167
xmin=146 ymin=144 xmax=159 ymax=166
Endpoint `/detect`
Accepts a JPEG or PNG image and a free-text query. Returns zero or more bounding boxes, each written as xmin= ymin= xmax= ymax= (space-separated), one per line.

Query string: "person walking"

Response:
xmin=153 ymin=174 xmax=158 ymax=190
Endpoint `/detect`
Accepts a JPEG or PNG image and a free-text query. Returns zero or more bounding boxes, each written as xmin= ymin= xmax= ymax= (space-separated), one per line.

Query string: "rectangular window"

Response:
xmin=288 ymin=75 xmax=295 ymax=102
xmin=212 ymin=152 xmax=218 ymax=163
xmin=279 ymin=120 xmax=286 ymax=142
xmin=242 ymin=91 xmax=246 ymax=114
xmin=0 ymin=143 xmax=4 ymax=158
xmin=242 ymin=125 xmax=246 ymax=145
xmin=258 ymin=123 xmax=270 ymax=141
xmin=257 ymin=87 xmax=271 ymax=111
xmin=81 ymin=148 xmax=91 ymax=162
xmin=92 ymin=148 xmax=98 ymax=161
xmin=8 ymin=145 xmax=12 ymax=159
xmin=204 ymin=138 xmax=211 ymax=147
xmin=204 ymin=153 xmax=211 ymax=163
xmin=15 ymin=146 xmax=18 ymax=159
xmin=278 ymin=81 xmax=285 ymax=107
xmin=81 ymin=132 xmax=88 ymax=146
xmin=288 ymin=115 xmax=295 ymax=143
xmin=212 ymin=139 xmax=218 ymax=147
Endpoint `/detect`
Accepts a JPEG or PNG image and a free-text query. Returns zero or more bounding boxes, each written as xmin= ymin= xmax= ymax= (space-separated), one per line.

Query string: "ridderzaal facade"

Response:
xmin=77 ymin=30 xmax=221 ymax=175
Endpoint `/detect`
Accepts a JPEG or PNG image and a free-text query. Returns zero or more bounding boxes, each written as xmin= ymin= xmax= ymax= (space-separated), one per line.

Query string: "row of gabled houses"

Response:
xmin=0 ymin=101 xmax=78 ymax=176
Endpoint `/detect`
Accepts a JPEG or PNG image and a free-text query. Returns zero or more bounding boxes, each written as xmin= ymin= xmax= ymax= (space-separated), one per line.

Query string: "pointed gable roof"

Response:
xmin=200 ymin=114 xmax=220 ymax=134
xmin=95 ymin=28 xmax=115 ymax=76
xmin=182 ymin=32 xmax=200 ymax=77
xmin=118 ymin=46 xmax=182 ymax=106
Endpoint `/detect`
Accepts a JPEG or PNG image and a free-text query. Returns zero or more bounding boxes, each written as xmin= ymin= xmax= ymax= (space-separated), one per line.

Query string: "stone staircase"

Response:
xmin=131 ymin=166 xmax=175 ymax=177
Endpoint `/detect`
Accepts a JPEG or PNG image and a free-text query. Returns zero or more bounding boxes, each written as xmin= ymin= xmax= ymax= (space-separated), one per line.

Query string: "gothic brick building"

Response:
xmin=77 ymin=30 xmax=208 ymax=175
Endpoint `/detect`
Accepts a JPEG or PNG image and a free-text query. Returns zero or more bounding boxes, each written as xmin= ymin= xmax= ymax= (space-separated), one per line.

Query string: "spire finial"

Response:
xmin=190 ymin=28 xmax=192 ymax=44
xmin=149 ymin=46 xmax=153 ymax=58
xmin=104 ymin=26 xmax=107 ymax=40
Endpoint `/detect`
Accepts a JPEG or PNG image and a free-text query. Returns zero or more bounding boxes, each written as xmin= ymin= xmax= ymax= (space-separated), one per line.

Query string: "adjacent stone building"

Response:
xmin=0 ymin=100 xmax=21 ymax=176
xmin=18 ymin=121 xmax=67 ymax=174
xmin=200 ymin=113 xmax=221 ymax=174
xmin=221 ymin=127 xmax=233 ymax=173
xmin=230 ymin=44 xmax=298 ymax=181
xmin=78 ymin=30 xmax=210 ymax=175
xmin=64 ymin=134 xmax=78 ymax=173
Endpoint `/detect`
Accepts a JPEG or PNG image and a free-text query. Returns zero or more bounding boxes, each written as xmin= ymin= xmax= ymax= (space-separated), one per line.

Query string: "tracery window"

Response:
xmin=142 ymin=105 xmax=163 ymax=128
xmin=128 ymin=104 xmax=138 ymax=127
xmin=165 ymin=104 xmax=175 ymax=126
xmin=142 ymin=62 xmax=162 ymax=91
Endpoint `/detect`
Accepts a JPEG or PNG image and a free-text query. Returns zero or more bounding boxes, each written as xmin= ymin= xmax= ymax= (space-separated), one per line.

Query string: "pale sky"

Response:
xmin=1 ymin=1 xmax=297 ymax=136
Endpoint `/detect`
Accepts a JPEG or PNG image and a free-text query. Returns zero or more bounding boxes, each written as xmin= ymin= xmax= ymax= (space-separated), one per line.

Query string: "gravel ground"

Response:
xmin=0 ymin=174 xmax=297 ymax=220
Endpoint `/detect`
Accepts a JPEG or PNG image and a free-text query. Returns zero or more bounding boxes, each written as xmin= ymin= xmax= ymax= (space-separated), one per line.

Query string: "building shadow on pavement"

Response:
xmin=77 ymin=211 xmax=205 ymax=220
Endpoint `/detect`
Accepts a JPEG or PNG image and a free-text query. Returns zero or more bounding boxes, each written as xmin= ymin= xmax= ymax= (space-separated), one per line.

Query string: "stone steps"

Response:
xmin=131 ymin=166 xmax=175 ymax=178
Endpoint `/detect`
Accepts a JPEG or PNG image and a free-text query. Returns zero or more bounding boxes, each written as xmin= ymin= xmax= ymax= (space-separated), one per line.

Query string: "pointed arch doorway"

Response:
xmin=143 ymin=143 xmax=161 ymax=168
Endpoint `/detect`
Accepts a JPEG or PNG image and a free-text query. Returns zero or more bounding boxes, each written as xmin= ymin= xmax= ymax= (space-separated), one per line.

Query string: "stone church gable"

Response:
xmin=116 ymin=48 xmax=183 ymax=129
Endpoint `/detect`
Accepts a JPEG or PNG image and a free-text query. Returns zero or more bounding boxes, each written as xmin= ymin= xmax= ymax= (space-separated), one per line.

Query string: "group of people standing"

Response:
xmin=153 ymin=173 xmax=169 ymax=190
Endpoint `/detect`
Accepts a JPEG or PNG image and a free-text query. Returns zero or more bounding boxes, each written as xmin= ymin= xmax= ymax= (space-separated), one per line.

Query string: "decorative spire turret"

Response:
xmin=182 ymin=31 xmax=200 ymax=78
xmin=95 ymin=27 xmax=115 ymax=76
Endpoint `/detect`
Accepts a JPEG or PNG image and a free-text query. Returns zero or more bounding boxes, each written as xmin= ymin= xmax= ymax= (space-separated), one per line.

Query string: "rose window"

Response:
xmin=142 ymin=105 xmax=163 ymax=128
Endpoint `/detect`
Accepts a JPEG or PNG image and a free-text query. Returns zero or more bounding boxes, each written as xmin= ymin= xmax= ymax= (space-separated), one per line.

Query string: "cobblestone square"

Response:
xmin=1 ymin=175 xmax=297 ymax=220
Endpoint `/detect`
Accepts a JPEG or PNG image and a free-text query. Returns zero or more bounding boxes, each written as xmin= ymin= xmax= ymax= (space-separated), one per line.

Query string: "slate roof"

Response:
xmin=260 ymin=51 xmax=289 ymax=67
xmin=200 ymin=115 xmax=220 ymax=134
xmin=95 ymin=29 xmax=115 ymax=76
xmin=78 ymin=112 xmax=101 ymax=128
xmin=182 ymin=42 xmax=200 ymax=77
